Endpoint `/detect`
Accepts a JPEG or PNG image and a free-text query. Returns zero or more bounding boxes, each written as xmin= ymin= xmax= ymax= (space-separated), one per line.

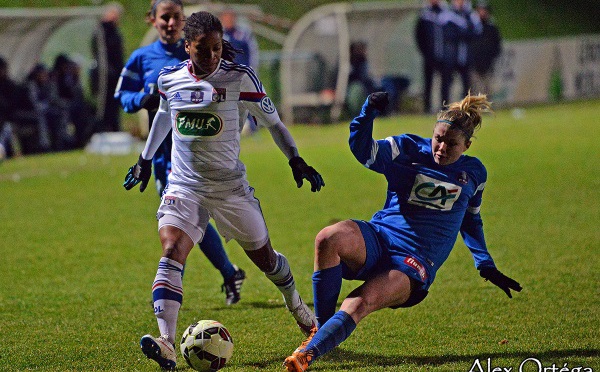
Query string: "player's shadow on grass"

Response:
xmin=319 ymin=348 xmax=600 ymax=369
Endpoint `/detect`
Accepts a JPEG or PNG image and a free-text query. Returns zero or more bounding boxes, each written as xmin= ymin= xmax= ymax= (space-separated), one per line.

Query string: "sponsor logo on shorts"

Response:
xmin=260 ymin=96 xmax=276 ymax=114
xmin=408 ymin=174 xmax=461 ymax=211
xmin=163 ymin=196 xmax=176 ymax=205
xmin=404 ymin=256 xmax=428 ymax=281
xmin=175 ymin=112 xmax=223 ymax=137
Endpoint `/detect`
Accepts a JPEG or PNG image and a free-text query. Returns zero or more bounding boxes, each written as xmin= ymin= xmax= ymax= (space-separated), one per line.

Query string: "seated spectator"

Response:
xmin=0 ymin=56 xmax=46 ymax=154
xmin=52 ymin=54 xmax=96 ymax=148
xmin=0 ymin=121 xmax=19 ymax=159
xmin=26 ymin=64 xmax=73 ymax=151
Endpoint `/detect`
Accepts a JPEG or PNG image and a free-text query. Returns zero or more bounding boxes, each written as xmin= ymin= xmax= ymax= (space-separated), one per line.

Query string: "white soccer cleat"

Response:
xmin=140 ymin=334 xmax=176 ymax=370
xmin=286 ymin=296 xmax=317 ymax=337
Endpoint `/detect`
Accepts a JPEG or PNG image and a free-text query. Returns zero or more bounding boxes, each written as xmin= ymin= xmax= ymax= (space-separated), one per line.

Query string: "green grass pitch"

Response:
xmin=0 ymin=100 xmax=598 ymax=371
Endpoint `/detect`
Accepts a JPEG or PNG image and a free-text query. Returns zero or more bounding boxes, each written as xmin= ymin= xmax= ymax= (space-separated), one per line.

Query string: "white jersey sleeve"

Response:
xmin=237 ymin=67 xmax=281 ymax=128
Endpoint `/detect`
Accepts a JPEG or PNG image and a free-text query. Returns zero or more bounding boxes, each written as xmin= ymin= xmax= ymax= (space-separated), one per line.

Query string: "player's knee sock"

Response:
xmin=152 ymin=257 xmax=183 ymax=345
xmin=198 ymin=223 xmax=236 ymax=281
xmin=264 ymin=251 xmax=299 ymax=308
xmin=312 ymin=265 xmax=342 ymax=328
xmin=304 ymin=311 xmax=356 ymax=362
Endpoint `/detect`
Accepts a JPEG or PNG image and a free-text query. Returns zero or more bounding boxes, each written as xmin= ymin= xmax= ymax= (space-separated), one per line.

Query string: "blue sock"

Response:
xmin=312 ymin=265 xmax=342 ymax=327
xmin=305 ymin=311 xmax=356 ymax=361
xmin=199 ymin=223 xmax=236 ymax=281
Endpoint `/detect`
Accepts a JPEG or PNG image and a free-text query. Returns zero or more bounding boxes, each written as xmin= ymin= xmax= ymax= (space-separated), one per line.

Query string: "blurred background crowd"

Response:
xmin=0 ymin=0 xmax=598 ymax=160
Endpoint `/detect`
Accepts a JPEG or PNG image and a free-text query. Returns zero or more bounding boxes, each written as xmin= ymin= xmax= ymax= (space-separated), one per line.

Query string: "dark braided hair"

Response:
xmin=183 ymin=11 xmax=240 ymax=62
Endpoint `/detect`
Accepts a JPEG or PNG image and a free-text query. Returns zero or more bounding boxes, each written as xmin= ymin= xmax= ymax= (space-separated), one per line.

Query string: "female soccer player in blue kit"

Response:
xmin=284 ymin=92 xmax=522 ymax=372
xmin=116 ymin=0 xmax=246 ymax=306
xmin=123 ymin=11 xmax=324 ymax=370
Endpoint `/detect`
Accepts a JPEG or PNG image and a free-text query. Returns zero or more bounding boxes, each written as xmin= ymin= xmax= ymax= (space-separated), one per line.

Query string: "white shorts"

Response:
xmin=156 ymin=185 xmax=269 ymax=250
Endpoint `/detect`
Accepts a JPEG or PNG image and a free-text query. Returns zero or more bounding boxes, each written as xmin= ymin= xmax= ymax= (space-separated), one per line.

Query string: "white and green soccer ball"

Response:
xmin=180 ymin=320 xmax=234 ymax=371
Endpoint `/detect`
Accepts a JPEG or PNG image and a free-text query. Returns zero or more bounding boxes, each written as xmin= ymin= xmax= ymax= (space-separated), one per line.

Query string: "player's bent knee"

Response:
xmin=315 ymin=220 xmax=358 ymax=254
xmin=391 ymin=288 xmax=429 ymax=309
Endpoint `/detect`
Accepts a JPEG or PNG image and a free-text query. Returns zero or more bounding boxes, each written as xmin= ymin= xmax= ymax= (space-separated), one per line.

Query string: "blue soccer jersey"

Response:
xmin=115 ymin=39 xmax=188 ymax=112
xmin=349 ymin=105 xmax=495 ymax=286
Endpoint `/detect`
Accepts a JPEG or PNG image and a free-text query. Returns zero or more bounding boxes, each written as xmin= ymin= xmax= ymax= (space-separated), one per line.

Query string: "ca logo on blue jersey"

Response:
xmin=408 ymin=174 xmax=461 ymax=210
xmin=260 ymin=96 xmax=276 ymax=114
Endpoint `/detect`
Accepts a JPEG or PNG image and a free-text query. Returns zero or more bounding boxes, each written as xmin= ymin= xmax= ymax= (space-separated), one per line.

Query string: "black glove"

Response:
xmin=480 ymin=267 xmax=522 ymax=298
xmin=367 ymin=91 xmax=389 ymax=112
xmin=289 ymin=156 xmax=325 ymax=192
xmin=123 ymin=154 xmax=152 ymax=192
xmin=140 ymin=94 xmax=160 ymax=111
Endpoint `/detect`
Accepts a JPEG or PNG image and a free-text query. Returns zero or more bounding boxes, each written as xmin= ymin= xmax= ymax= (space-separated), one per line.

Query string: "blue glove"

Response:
xmin=123 ymin=154 xmax=152 ymax=192
xmin=289 ymin=156 xmax=325 ymax=192
xmin=480 ymin=267 xmax=522 ymax=298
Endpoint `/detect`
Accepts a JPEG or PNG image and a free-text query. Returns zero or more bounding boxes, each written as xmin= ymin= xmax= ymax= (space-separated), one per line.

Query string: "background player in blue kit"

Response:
xmin=284 ymin=92 xmax=522 ymax=372
xmin=115 ymin=0 xmax=246 ymax=306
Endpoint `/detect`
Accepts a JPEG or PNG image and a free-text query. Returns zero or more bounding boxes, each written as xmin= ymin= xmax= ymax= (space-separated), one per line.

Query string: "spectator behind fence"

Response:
xmin=440 ymin=0 xmax=481 ymax=105
xmin=91 ymin=2 xmax=125 ymax=132
xmin=346 ymin=41 xmax=410 ymax=116
xmin=415 ymin=0 xmax=449 ymax=113
xmin=220 ymin=7 xmax=260 ymax=134
xmin=469 ymin=1 xmax=501 ymax=96
xmin=52 ymin=54 xmax=95 ymax=148
xmin=26 ymin=64 xmax=73 ymax=151
xmin=220 ymin=8 xmax=259 ymax=71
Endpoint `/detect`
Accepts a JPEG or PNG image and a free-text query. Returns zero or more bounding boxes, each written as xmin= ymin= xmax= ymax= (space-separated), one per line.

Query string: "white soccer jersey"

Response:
xmin=152 ymin=59 xmax=282 ymax=194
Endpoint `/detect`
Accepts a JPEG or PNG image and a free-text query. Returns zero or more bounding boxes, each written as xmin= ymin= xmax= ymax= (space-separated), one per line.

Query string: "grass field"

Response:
xmin=1 ymin=100 xmax=599 ymax=371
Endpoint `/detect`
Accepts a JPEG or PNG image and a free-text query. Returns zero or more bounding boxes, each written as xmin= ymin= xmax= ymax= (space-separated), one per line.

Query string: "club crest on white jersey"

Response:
xmin=408 ymin=174 xmax=462 ymax=210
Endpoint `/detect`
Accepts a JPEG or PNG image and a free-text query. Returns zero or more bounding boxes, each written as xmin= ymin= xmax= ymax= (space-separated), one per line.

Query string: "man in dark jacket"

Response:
xmin=440 ymin=0 xmax=481 ymax=108
xmin=91 ymin=2 xmax=125 ymax=132
xmin=415 ymin=0 xmax=448 ymax=113
xmin=470 ymin=1 xmax=502 ymax=96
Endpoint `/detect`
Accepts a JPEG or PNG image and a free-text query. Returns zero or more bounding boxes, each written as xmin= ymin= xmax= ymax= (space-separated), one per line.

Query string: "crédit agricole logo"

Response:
xmin=408 ymin=174 xmax=461 ymax=210
xmin=175 ymin=112 xmax=223 ymax=137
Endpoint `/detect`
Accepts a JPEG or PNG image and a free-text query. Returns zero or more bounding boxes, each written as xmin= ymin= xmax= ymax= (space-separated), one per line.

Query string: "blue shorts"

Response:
xmin=345 ymin=220 xmax=433 ymax=292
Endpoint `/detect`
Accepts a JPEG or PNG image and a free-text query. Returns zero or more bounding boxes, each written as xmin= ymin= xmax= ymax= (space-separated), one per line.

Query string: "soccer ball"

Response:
xmin=180 ymin=320 xmax=234 ymax=371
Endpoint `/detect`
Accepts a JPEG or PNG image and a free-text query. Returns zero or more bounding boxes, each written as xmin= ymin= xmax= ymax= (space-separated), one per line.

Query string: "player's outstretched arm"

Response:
xmin=267 ymin=122 xmax=325 ymax=192
xmin=479 ymin=267 xmax=522 ymax=298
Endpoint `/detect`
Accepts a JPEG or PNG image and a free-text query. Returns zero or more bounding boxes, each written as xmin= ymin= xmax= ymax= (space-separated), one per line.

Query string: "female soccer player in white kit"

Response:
xmin=123 ymin=11 xmax=325 ymax=370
